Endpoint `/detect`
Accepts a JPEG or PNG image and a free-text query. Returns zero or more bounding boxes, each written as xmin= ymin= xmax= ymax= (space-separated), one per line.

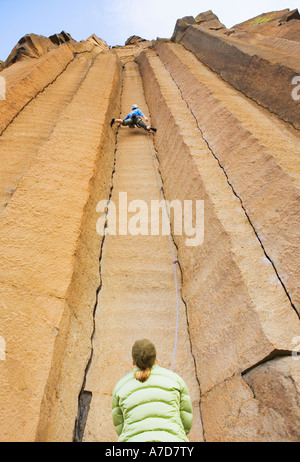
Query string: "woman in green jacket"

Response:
xmin=112 ymin=339 xmax=193 ymax=442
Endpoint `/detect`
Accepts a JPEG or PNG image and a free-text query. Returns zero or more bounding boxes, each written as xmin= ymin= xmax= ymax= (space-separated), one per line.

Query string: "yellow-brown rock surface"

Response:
xmin=0 ymin=42 xmax=122 ymax=442
xmin=81 ymin=57 xmax=203 ymax=443
xmin=137 ymin=49 xmax=300 ymax=441
xmin=154 ymin=40 xmax=300 ymax=317
xmin=0 ymin=34 xmax=109 ymax=135
xmin=0 ymin=10 xmax=299 ymax=442
xmin=173 ymin=9 xmax=300 ymax=130
xmin=3 ymin=32 xmax=73 ymax=68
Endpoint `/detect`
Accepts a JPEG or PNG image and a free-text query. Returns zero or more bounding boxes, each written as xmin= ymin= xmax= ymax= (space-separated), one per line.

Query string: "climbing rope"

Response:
xmin=146 ymin=132 xmax=180 ymax=372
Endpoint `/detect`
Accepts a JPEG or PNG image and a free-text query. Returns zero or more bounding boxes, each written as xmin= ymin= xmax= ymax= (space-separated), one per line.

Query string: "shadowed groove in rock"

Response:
xmin=81 ymin=58 xmax=204 ymax=443
xmin=73 ymin=127 xmax=121 ymax=443
xmin=73 ymin=391 xmax=92 ymax=442
xmin=241 ymin=349 xmax=300 ymax=376
xmin=145 ymin=131 xmax=205 ymax=440
xmin=137 ymin=48 xmax=300 ymax=441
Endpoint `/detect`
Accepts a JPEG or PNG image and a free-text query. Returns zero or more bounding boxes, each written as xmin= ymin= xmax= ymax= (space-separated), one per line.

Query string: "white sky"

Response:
xmin=106 ymin=0 xmax=300 ymax=44
xmin=0 ymin=0 xmax=299 ymax=60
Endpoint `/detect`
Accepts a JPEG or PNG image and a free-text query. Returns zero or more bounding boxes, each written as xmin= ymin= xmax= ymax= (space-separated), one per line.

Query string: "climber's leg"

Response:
xmin=111 ymin=118 xmax=126 ymax=127
xmin=111 ymin=116 xmax=156 ymax=132
xmin=135 ymin=116 xmax=156 ymax=132
xmin=123 ymin=118 xmax=135 ymax=127
xmin=136 ymin=117 xmax=151 ymax=131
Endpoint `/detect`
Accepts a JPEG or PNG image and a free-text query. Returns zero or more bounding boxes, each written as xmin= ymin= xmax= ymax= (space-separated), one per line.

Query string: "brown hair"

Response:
xmin=132 ymin=339 xmax=157 ymax=383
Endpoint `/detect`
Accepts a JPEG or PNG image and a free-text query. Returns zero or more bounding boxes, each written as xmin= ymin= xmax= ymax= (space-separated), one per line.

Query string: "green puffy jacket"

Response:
xmin=112 ymin=364 xmax=193 ymax=442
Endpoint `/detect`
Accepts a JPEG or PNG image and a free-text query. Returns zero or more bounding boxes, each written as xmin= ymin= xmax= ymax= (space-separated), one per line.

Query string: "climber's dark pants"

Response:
xmin=123 ymin=116 xmax=148 ymax=130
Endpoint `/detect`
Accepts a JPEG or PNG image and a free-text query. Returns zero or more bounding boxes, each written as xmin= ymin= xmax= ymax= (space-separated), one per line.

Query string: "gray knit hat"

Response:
xmin=132 ymin=339 xmax=157 ymax=369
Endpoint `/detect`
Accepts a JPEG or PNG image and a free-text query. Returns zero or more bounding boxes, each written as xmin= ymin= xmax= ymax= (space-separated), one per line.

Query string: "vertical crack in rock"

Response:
xmin=73 ymin=63 xmax=124 ymax=440
xmin=73 ymin=131 xmax=120 ymax=442
xmin=149 ymin=131 xmax=206 ymax=442
xmin=73 ymin=391 xmax=92 ymax=443
xmin=176 ymin=262 xmax=207 ymax=441
xmin=159 ymin=54 xmax=300 ymax=320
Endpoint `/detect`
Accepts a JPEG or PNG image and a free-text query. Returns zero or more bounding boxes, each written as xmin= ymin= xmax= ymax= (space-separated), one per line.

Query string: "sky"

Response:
xmin=0 ymin=0 xmax=299 ymax=61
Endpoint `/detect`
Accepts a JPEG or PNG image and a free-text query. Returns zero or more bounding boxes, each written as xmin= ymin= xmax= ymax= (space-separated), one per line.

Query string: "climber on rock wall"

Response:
xmin=112 ymin=339 xmax=193 ymax=442
xmin=110 ymin=104 xmax=157 ymax=132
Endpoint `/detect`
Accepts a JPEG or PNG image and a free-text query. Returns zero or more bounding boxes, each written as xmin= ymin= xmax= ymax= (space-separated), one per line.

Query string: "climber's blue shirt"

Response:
xmin=124 ymin=109 xmax=144 ymax=120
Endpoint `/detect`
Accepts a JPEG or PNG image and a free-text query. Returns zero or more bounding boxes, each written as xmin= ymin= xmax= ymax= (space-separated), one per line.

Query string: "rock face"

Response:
xmin=80 ymin=58 xmax=203 ymax=443
xmin=171 ymin=16 xmax=196 ymax=42
xmin=2 ymin=31 xmax=110 ymax=70
xmin=172 ymin=9 xmax=300 ymax=130
xmin=171 ymin=11 xmax=225 ymax=42
xmin=0 ymin=34 xmax=109 ymax=135
xmin=0 ymin=34 xmax=121 ymax=442
xmin=227 ymin=8 xmax=300 ymax=41
xmin=202 ymin=358 xmax=300 ymax=441
xmin=3 ymin=32 xmax=74 ymax=68
xmin=49 ymin=31 xmax=73 ymax=46
xmin=125 ymin=35 xmax=146 ymax=46
xmin=0 ymin=10 xmax=299 ymax=443
xmin=137 ymin=45 xmax=300 ymax=441
xmin=195 ymin=10 xmax=225 ymax=30
xmin=153 ymin=39 xmax=300 ymax=319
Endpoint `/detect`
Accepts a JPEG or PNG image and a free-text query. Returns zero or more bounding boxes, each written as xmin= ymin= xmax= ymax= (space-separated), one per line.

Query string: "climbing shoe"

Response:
xmin=110 ymin=118 xmax=115 ymax=127
xmin=150 ymin=127 xmax=157 ymax=132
